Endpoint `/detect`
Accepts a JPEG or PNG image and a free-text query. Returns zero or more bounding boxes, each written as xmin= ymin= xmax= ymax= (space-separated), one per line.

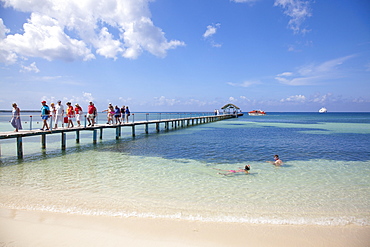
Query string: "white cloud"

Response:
xmin=203 ymin=23 xmax=220 ymax=38
xmin=280 ymin=94 xmax=306 ymax=102
xmin=231 ymin=0 xmax=312 ymax=34
xmin=275 ymin=55 xmax=355 ymax=86
xmin=0 ymin=18 xmax=18 ymax=64
xmin=82 ymin=92 xmax=95 ymax=103
xmin=0 ymin=18 xmax=9 ymax=40
xmin=276 ymin=72 xmax=293 ymax=77
xmin=229 ymin=96 xmax=236 ymax=102
xmin=5 ymin=13 xmax=95 ymax=62
xmin=94 ymin=27 xmax=124 ymax=60
xmin=20 ymin=62 xmax=40 ymax=73
xmin=230 ymin=0 xmax=259 ymax=3
xmin=311 ymin=93 xmax=332 ymax=104
xmin=153 ymin=96 xmax=180 ymax=106
xmin=203 ymin=23 xmax=222 ymax=47
xmin=0 ymin=0 xmax=185 ymax=63
xmin=227 ymin=80 xmax=261 ymax=87
xmin=274 ymin=0 xmax=312 ymax=34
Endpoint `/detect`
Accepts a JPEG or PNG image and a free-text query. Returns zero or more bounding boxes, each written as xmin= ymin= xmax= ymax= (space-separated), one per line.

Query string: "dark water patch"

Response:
xmin=94 ymin=124 xmax=370 ymax=163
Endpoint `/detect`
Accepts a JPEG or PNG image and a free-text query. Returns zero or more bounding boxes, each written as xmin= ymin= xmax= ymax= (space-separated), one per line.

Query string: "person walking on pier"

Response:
xmin=125 ymin=106 xmax=130 ymax=123
xmin=40 ymin=101 xmax=50 ymax=131
xmin=102 ymin=103 xmax=114 ymax=124
xmin=11 ymin=103 xmax=22 ymax=132
xmin=54 ymin=100 xmax=64 ymax=129
xmin=50 ymin=103 xmax=56 ymax=124
xmin=66 ymin=102 xmax=75 ymax=128
xmin=75 ymin=103 xmax=83 ymax=127
xmin=120 ymin=105 xmax=126 ymax=123
xmin=87 ymin=102 xmax=97 ymax=127
xmin=114 ymin=105 xmax=121 ymax=124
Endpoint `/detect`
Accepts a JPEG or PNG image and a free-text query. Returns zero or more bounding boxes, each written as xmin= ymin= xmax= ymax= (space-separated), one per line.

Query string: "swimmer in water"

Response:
xmin=266 ymin=154 xmax=283 ymax=166
xmin=214 ymin=165 xmax=250 ymax=176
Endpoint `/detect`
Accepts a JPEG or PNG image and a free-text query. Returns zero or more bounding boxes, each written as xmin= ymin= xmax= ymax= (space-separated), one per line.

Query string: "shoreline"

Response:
xmin=0 ymin=208 xmax=369 ymax=247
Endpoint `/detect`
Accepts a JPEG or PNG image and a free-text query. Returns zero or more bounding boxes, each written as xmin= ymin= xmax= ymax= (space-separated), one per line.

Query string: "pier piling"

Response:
xmin=17 ymin=136 xmax=23 ymax=159
xmin=0 ymin=114 xmax=236 ymax=159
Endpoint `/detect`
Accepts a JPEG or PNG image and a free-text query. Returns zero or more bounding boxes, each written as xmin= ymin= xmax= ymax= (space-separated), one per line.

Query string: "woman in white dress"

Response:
xmin=11 ymin=103 xmax=22 ymax=132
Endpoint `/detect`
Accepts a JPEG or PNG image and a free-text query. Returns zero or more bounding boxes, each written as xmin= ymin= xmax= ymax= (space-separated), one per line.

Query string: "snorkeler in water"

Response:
xmin=214 ymin=165 xmax=250 ymax=176
xmin=266 ymin=154 xmax=283 ymax=166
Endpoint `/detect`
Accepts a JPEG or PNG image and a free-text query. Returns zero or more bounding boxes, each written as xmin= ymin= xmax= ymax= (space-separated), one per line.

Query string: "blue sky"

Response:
xmin=0 ymin=0 xmax=369 ymax=112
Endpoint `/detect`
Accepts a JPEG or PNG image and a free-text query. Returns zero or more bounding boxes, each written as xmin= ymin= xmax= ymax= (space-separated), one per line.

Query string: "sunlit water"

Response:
xmin=0 ymin=112 xmax=369 ymax=226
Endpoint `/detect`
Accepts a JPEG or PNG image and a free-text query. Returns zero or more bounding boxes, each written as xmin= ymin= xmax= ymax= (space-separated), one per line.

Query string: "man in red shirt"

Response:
xmin=87 ymin=101 xmax=97 ymax=126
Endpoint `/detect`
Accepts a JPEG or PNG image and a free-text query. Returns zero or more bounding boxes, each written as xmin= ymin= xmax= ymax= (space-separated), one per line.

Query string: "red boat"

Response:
xmin=248 ymin=110 xmax=266 ymax=116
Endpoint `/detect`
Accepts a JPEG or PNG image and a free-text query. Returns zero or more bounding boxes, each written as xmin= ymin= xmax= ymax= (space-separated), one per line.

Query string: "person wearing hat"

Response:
xmin=54 ymin=100 xmax=64 ymax=129
xmin=40 ymin=100 xmax=50 ymax=131
xmin=74 ymin=103 xmax=83 ymax=127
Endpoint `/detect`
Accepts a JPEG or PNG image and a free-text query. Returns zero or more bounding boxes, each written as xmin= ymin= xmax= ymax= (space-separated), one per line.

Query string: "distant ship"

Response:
xmin=248 ymin=110 xmax=266 ymax=116
xmin=319 ymin=107 xmax=327 ymax=113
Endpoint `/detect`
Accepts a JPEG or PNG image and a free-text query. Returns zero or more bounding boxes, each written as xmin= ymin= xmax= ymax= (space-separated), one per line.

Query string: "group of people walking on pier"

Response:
xmin=102 ymin=103 xmax=130 ymax=125
xmin=10 ymin=101 xmax=131 ymax=132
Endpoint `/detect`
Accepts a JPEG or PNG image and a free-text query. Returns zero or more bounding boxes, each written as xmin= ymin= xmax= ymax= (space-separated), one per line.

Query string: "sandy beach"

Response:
xmin=0 ymin=208 xmax=369 ymax=247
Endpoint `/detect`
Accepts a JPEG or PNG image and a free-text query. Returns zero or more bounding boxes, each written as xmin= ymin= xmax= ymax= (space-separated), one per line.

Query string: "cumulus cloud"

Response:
xmin=0 ymin=18 xmax=18 ymax=64
xmin=0 ymin=18 xmax=8 ymax=40
xmin=275 ymin=55 xmax=355 ymax=86
xmin=274 ymin=0 xmax=312 ymax=34
xmin=20 ymin=62 xmax=40 ymax=73
xmin=0 ymin=0 xmax=185 ymax=64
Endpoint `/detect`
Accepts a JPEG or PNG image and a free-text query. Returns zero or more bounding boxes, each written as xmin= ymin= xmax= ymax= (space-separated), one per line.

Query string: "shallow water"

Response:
xmin=0 ymin=112 xmax=369 ymax=226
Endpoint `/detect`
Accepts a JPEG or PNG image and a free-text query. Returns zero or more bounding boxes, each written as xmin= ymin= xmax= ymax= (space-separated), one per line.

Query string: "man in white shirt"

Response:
xmin=54 ymin=100 xmax=64 ymax=129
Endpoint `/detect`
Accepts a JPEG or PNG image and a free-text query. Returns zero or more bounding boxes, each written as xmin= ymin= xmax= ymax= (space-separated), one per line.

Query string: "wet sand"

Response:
xmin=0 ymin=208 xmax=369 ymax=247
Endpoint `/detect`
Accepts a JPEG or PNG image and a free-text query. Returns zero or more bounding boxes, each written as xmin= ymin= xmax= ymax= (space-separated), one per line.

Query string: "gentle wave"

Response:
xmin=1 ymin=204 xmax=368 ymax=227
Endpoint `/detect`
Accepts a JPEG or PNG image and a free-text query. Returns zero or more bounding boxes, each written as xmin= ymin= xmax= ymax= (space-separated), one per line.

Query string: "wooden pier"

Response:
xmin=0 ymin=114 xmax=235 ymax=159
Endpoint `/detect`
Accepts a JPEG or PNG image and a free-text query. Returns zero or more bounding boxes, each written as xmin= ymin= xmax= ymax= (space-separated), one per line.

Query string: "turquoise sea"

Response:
xmin=0 ymin=112 xmax=369 ymax=226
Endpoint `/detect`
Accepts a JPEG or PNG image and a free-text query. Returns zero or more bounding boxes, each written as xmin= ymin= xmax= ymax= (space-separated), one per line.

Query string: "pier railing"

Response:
xmin=0 ymin=112 xmax=236 ymax=159
xmin=0 ymin=112 xmax=223 ymax=131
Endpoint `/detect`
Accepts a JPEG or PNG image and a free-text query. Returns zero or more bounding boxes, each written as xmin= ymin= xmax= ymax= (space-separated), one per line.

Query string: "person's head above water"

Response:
xmin=244 ymin=165 xmax=250 ymax=173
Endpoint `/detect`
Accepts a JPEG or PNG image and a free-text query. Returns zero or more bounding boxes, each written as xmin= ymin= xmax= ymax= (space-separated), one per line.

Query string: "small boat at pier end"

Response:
xmin=248 ymin=110 xmax=266 ymax=116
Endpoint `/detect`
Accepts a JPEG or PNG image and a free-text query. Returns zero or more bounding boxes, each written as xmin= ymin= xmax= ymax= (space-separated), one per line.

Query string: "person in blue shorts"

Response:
xmin=114 ymin=105 xmax=121 ymax=124
xmin=40 ymin=100 xmax=50 ymax=131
